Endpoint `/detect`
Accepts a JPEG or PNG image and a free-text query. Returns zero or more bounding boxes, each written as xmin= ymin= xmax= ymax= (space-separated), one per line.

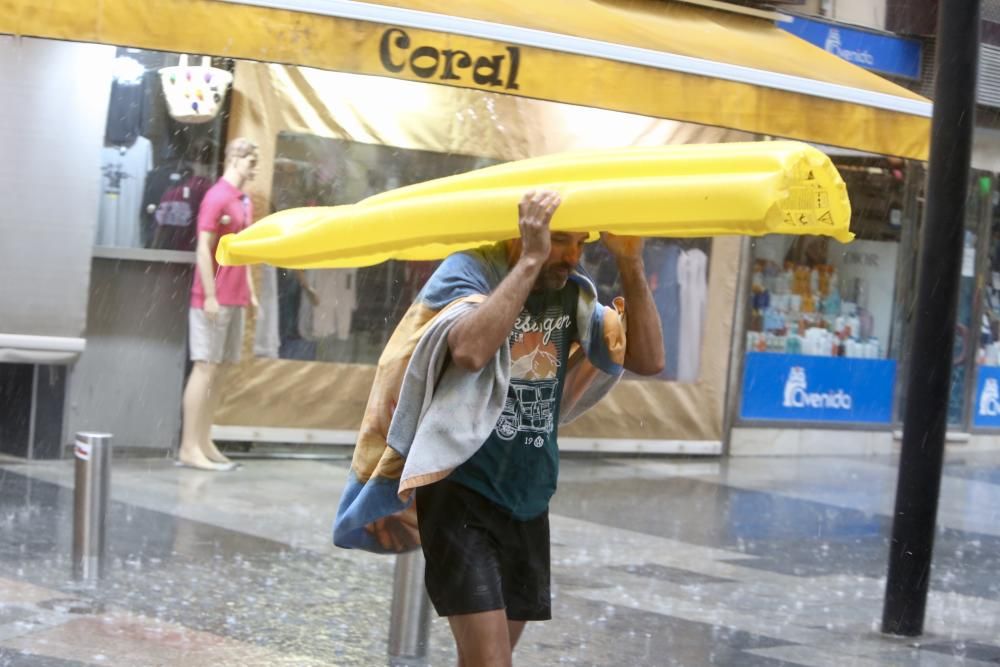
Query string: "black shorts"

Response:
xmin=415 ymin=479 xmax=551 ymax=621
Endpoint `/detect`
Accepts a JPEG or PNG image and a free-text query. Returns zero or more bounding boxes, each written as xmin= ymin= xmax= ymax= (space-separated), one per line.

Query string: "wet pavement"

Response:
xmin=1 ymin=450 xmax=999 ymax=666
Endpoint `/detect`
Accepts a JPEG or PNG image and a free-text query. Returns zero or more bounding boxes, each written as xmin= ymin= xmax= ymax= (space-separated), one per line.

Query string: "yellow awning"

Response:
xmin=1 ymin=0 xmax=930 ymax=158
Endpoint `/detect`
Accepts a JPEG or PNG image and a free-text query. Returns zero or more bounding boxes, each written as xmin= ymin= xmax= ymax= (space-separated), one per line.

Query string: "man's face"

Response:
xmin=535 ymin=231 xmax=588 ymax=291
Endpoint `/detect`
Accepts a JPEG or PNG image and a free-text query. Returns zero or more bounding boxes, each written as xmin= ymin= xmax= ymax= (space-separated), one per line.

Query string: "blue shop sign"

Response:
xmin=741 ymin=353 xmax=896 ymax=423
xmin=779 ymin=15 xmax=922 ymax=80
xmin=974 ymin=366 xmax=1000 ymax=428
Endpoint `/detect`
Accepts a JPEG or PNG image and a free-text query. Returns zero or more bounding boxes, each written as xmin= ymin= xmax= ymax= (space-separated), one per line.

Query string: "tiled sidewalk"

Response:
xmin=1 ymin=451 xmax=998 ymax=666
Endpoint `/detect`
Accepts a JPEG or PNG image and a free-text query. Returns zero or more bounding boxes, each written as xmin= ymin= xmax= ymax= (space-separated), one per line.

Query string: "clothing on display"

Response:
xmin=143 ymin=163 xmax=213 ymax=250
xmin=142 ymin=164 xmax=181 ymax=246
xmin=677 ymin=248 xmax=708 ymax=382
xmin=276 ymin=269 xmax=317 ymax=361
xmin=583 ymin=239 xmax=705 ymax=382
xmin=298 ymin=269 xmax=358 ymax=341
xmin=190 ymin=178 xmax=252 ymax=309
xmin=104 ymin=75 xmax=147 ymax=146
xmin=979 ymin=277 xmax=1000 ymax=366
xmin=96 ymin=136 xmax=153 ymax=248
xmin=188 ymin=305 xmax=244 ymax=364
xmin=254 ymin=264 xmax=281 ymax=358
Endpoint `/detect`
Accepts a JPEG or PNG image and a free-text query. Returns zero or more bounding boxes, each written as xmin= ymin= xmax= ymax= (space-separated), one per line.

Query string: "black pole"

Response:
xmin=882 ymin=0 xmax=981 ymax=637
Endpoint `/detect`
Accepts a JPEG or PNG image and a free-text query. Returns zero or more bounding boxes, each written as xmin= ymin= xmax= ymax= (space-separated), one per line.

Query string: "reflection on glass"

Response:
xmin=262 ymin=133 xmax=497 ymax=364
xmin=746 ymin=157 xmax=907 ymax=360
xmin=977 ymin=181 xmax=1000 ymax=367
xmin=95 ymin=48 xmax=227 ymax=251
xmin=263 ymin=132 xmax=709 ymax=382
xmin=581 ymin=239 xmax=710 ymax=382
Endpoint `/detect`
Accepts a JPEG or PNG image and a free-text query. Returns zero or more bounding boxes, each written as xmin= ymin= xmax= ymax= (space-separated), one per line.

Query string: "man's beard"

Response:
xmin=535 ymin=263 xmax=572 ymax=291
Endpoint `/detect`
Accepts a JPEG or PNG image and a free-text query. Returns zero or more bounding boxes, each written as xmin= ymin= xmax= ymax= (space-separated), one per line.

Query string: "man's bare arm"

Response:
xmin=448 ymin=191 xmax=561 ymax=372
xmin=603 ymin=234 xmax=665 ymax=376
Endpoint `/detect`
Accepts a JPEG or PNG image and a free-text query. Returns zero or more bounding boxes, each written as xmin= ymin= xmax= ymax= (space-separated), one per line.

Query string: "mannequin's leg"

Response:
xmin=199 ymin=363 xmax=232 ymax=464
xmin=178 ymin=361 xmax=226 ymax=470
xmin=197 ymin=306 xmax=245 ymax=464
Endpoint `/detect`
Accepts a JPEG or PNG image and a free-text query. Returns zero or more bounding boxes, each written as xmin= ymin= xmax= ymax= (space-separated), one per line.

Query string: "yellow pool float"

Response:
xmin=216 ymin=141 xmax=852 ymax=269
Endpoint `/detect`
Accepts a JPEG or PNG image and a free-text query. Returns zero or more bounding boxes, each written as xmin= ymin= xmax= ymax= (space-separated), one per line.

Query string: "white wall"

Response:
xmin=830 ymin=0 xmax=887 ymax=30
xmin=0 ymin=37 xmax=114 ymax=361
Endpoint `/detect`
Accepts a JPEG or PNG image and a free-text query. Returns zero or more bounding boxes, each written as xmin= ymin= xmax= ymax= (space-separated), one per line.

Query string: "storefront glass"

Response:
xmin=969 ymin=175 xmax=1000 ymax=429
xmin=263 ymin=133 xmax=712 ymax=382
xmin=933 ymin=172 xmax=992 ymax=428
xmin=740 ymin=156 xmax=909 ymax=424
xmin=95 ymin=48 xmax=228 ymax=251
xmin=260 ymin=133 xmax=495 ymax=364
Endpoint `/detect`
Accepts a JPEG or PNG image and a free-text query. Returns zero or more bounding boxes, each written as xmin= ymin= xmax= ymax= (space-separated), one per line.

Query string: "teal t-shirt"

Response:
xmin=448 ymin=284 xmax=579 ymax=520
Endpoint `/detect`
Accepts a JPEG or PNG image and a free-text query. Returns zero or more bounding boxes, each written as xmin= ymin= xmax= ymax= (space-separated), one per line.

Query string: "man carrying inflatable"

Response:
xmin=333 ymin=190 xmax=665 ymax=666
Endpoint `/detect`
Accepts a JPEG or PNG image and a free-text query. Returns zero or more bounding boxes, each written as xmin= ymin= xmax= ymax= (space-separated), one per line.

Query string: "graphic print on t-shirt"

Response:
xmin=448 ymin=282 xmax=580 ymax=520
xmin=494 ymin=306 xmax=573 ymax=443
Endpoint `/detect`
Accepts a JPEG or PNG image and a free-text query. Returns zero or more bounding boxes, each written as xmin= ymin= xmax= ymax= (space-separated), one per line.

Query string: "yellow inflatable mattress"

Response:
xmin=217 ymin=140 xmax=852 ymax=269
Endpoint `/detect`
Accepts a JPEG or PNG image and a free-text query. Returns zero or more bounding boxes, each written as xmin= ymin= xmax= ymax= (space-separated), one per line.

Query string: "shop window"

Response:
xmin=971 ymin=175 xmax=1000 ymax=428
xmin=977 ymin=179 xmax=1000 ymax=369
xmin=261 ymin=133 xmax=497 ymax=364
xmin=746 ymin=157 xmax=907 ymax=360
xmin=262 ymin=132 xmax=710 ymax=382
xmin=581 ymin=239 xmax=711 ymax=382
xmin=739 ymin=156 xmax=909 ymax=425
xmin=95 ymin=48 xmax=229 ymax=251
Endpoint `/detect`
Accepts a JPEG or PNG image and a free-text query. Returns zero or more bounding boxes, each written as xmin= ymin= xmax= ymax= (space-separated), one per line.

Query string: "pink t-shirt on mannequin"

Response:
xmin=190 ymin=179 xmax=252 ymax=309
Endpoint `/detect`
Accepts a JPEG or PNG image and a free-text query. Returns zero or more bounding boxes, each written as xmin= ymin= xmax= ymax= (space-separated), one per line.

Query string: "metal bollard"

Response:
xmin=388 ymin=549 xmax=432 ymax=666
xmin=72 ymin=432 xmax=112 ymax=583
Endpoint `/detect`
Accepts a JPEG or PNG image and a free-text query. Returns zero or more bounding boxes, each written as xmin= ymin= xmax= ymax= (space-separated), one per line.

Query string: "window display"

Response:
xmin=746 ymin=157 xmax=906 ymax=361
xmin=971 ymin=177 xmax=1000 ymax=429
xmin=980 ymin=273 xmax=1000 ymax=366
xmin=267 ymin=133 xmax=711 ymax=381
xmin=266 ymin=133 xmax=496 ymax=364
xmin=740 ymin=156 xmax=908 ymax=425
xmin=977 ymin=186 xmax=1000 ymax=368
xmin=94 ymin=48 xmax=228 ymax=251
xmin=582 ymin=239 xmax=710 ymax=381
xmin=746 ymin=236 xmax=896 ymax=359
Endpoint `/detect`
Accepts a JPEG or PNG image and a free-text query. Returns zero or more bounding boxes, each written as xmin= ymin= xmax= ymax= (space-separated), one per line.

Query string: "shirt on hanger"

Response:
xmin=96 ymin=136 xmax=153 ymax=248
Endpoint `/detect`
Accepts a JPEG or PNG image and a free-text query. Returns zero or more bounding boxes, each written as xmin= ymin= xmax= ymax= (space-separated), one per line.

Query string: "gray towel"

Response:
xmin=387 ymin=301 xmax=511 ymax=489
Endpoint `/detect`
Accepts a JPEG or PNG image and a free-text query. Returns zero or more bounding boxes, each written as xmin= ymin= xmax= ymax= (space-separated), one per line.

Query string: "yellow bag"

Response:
xmin=217 ymin=141 xmax=852 ymax=269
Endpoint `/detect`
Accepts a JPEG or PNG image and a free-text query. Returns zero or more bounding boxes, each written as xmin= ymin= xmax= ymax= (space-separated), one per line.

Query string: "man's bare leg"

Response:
xmin=448 ymin=609 xmax=513 ymax=667
xmin=178 ymin=361 xmax=227 ymax=470
xmin=507 ymin=620 xmax=526 ymax=650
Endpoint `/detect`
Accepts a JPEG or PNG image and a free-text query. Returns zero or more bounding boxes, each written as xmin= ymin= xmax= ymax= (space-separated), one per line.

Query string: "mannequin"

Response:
xmin=177 ymin=137 xmax=259 ymax=471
